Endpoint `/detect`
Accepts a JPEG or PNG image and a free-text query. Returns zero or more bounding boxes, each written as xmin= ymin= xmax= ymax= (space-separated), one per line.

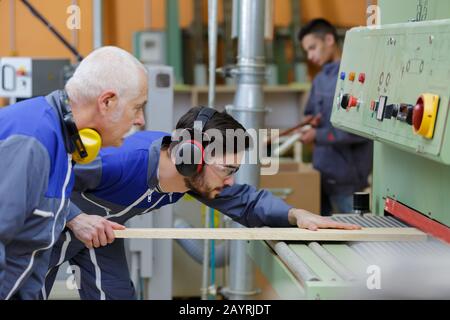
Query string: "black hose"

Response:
xmin=20 ymin=0 xmax=84 ymax=62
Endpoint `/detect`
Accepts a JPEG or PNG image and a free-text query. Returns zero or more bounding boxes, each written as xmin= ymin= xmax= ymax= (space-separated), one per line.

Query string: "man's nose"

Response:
xmin=135 ymin=111 xmax=145 ymax=127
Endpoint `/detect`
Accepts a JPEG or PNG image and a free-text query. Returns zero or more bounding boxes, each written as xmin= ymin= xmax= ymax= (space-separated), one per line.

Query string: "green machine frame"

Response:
xmin=333 ymin=0 xmax=450 ymax=231
xmin=247 ymin=0 xmax=450 ymax=300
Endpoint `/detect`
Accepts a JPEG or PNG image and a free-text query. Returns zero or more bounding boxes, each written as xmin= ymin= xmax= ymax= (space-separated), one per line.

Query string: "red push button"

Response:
xmin=348 ymin=96 xmax=359 ymax=108
xmin=370 ymin=100 xmax=376 ymax=111
xmin=358 ymin=73 xmax=366 ymax=83
xmin=340 ymin=94 xmax=359 ymax=109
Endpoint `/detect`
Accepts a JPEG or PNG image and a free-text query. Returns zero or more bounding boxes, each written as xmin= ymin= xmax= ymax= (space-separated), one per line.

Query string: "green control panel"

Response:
xmin=331 ymin=19 xmax=450 ymax=165
xmin=379 ymin=0 xmax=450 ymax=24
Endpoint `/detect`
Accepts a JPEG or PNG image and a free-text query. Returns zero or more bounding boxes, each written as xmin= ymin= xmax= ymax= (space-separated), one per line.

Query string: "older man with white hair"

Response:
xmin=0 ymin=46 xmax=148 ymax=300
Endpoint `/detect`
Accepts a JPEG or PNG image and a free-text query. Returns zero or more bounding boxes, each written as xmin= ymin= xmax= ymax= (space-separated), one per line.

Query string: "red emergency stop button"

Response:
xmin=412 ymin=97 xmax=424 ymax=132
xmin=413 ymin=94 xmax=440 ymax=139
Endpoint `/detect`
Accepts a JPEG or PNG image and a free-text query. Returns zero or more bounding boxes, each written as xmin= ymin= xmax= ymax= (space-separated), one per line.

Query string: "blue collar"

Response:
xmin=45 ymin=90 xmax=73 ymax=155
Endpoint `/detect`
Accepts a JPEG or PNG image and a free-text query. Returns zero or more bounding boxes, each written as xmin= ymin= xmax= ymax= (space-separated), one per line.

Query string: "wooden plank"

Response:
xmin=114 ymin=227 xmax=427 ymax=242
xmin=174 ymin=84 xmax=311 ymax=94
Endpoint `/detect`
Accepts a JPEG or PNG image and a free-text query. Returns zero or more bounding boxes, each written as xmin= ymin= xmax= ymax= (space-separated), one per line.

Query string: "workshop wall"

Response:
xmin=0 ymin=0 xmax=368 ymax=58
xmin=0 ymin=0 xmax=93 ymax=60
xmin=0 ymin=0 xmax=369 ymax=107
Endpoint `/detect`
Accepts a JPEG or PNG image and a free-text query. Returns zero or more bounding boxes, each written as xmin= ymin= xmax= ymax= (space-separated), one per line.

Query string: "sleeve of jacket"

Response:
xmin=304 ymin=83 xmax=317 ymax=117
xmin=315 ymin=126 xmax=369 ymax=146
xmin=190 ymin=184 xmax=293 ymax=227
xmin=0 ymin=135 xmax=50 ymax=285
xmin=66 ymin=157 xmax=104 ymax=221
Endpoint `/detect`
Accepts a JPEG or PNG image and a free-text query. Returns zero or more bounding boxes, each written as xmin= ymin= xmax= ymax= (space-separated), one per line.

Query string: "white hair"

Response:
xmin=65 ymin=46 xmax=147 ymax=106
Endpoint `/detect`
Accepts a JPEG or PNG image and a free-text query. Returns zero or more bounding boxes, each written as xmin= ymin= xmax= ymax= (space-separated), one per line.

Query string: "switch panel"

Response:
xmin=331 ymin=20 xmax=450 ymax=165
xmin=0 ymin=58 xmax=70 ymax=98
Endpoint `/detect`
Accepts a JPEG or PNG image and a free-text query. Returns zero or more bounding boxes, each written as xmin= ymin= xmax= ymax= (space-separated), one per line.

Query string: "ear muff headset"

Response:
xmin=59 ymin=91 xmax=102 ymax=164
xmin=174 ymin=107 xmax=217 ymax=177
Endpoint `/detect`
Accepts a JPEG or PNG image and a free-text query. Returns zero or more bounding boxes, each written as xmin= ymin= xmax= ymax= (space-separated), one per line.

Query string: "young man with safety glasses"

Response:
xmin=43 ymin=106 xmax=360 ymax=300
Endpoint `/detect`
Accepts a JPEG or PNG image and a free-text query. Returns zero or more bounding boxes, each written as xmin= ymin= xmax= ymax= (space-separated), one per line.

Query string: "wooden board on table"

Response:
xmin=114 ymin=227 xmax=427 ymax=242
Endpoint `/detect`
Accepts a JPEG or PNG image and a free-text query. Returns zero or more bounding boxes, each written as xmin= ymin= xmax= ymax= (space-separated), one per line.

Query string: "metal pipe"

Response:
xmin=291 ymin=0 xmax=308 ymax=83
xmin=71 ymin=0 xmax=79 ymax=51
xmin=225 ymin=0 xmax=267 ymax=300
xmin=144 ymin=0 xmax=151 ymax=29
xmin=175 ymin=218 xmax=227 ymax=266
xmin=308 ymin=242 xmax=356 ymax=281
xmin=193 ymin=0 xmax=207 ymax=86
xmin=130 ymin=252 xmax=141 ymax=297
xmin=201 ymin=207 xmax=210 ymax=300
xmin=9 ymin=0 xmax=16 ymax=55
xmin=174 ymin=219 xmax=228 ymax=267
xmin=272 ymin=133 xmax=302 ymax=156
xmin=223 ymin=0 xmax=235 ymax=86
xmin=264 ymin=0 xmax=274 ymax=40
xmin=264 ymin=0 xmax=275 ymax=85
xmin=268 ymin=241 xmax=320 ymax=285
xmin=210 ymin=209 xmax=216 ymax=287
xmin=231 ymin=0 xmax=239 ymax=39
xmin=201 ymin=0 xmax=219 ymax=300
xmin=207 ymin=0 xmax=218 ymax=108
xmin=93 ymin=0 xmax=103 ymax=49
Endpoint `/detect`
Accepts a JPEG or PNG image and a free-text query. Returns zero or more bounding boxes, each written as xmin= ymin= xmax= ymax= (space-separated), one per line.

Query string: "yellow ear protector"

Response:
xmin=59 ymin=91 xmax=102 ymax=164
xmin=174 ymin=107 xmax=217 ymax=177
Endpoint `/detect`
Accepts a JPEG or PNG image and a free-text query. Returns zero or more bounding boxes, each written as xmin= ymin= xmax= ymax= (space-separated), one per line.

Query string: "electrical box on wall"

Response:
xmin=0 ymin=58 xmax=70 ymax=98
xmin=133 ymin=31 xmax=167 ymax=65
xmin=144 ymin=65 xmax=173 ymax=131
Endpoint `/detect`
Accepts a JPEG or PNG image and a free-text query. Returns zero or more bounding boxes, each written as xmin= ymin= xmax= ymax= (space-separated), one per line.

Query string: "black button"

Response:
xmin=397 ymin=103 xmax=414 ymax=125
xmin=340 ymin=94 xmax=350 ymax=109
xmin=353 ymin=192 xmax=370 ymax=213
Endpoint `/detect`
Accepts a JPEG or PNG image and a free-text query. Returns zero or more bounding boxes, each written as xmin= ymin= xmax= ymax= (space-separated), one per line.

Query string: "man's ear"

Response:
xmin=324 ymin=33 xmax=336 ymax=47
xmin=97 ymin=91 xmax=118 ymax=115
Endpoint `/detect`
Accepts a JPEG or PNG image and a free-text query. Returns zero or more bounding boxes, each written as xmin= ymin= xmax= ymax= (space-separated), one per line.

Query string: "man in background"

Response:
xmin=298 ymin=19 xmax=373 ymax=215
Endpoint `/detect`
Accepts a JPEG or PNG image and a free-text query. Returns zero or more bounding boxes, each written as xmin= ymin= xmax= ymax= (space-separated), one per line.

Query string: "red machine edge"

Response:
xmin=385 ymin=197 xmax=450 ymax=244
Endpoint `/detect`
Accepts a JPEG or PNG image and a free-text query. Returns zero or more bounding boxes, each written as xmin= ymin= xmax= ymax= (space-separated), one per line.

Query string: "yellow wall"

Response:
xmin=0 ymin=0 xmax=368 ymax=106
xmin=0 ymin=0 xmax=368 ymax=59
xmin=0 ymin=0 xmax=93 ymax=60
xmin=275 ymin=0 xmax=367 ymax=27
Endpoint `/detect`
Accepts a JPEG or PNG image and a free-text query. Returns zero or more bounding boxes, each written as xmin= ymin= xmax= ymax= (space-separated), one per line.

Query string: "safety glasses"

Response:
xmin=209 ymin=164 xmax=240 ymax=178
